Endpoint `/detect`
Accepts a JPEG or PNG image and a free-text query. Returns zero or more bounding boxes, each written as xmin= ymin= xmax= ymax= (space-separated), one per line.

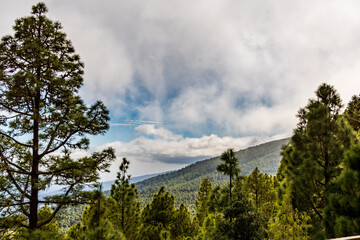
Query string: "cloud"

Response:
xmin=135 ymin=124 xmax=182 ymax=140
xmin=2 ymin=0 xmax=360 ymax=139
xmin=2 ymin=1 xmax=360 ymax=179
xmin=110 ymin=120 xmax=162 ymax=127
xmin=93 ymin=125 xmax=288 ymax=179
xmin=61 ymin=0 xmax=360 ymax=136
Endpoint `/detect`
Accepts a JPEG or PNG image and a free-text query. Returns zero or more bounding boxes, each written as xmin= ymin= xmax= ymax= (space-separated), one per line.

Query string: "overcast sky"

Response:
xmin=1 ymin=1 xmax=360 ymax=180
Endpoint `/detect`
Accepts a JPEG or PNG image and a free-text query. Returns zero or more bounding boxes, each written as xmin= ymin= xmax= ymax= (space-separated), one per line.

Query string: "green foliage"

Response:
xmin=12 ymin=205 xmax=64 ymax=240
xmin=66 ymin=223 xmax=83 ymax=240
xmin=142 ymin=186 xmax=176 ymax=230
xmin=57 ymin=205 xmax=85 ymax=233
xmin=279 ymin=83 xmax=355 ymax=236
xmin=139 ymin=186 xmax=175 ymax=240
xmin=170 ymin=204 xmax=196 ymax=239
xmin=0 ymin=2 xmax=115 ymax=231
xmin=109 ymin=157 xmax=140 ymax=239
xmin=324 ymin=144 xmax=360 ymax=238
xmin=217 ymin=149 xmax=241 ymax=202
xmin=267 ymin=188 xmax=310 ymax=240
xmin=196 ymin=213 xmax=218 ymax=240
xmin=66 ymin=187 xmax=125 ymax=240
xmin=345 ymin=94 xmax=360 ymax=133
xmin=139 ymin=186 xmax=198 ymax=240
xmin=212 ymin=181 xmax=263 ymax=240
xmin=2 ymin=198 xmax=63 ymax=239
xmin=38 ymin=206 xmax=60 ymax=233
xmin=195 ymin=178 xmax=212 ymax=227
xmin=12 ymin=229 xmax=65 ymax=240
xmin=243 ymin=168 xmax=278 ymax=222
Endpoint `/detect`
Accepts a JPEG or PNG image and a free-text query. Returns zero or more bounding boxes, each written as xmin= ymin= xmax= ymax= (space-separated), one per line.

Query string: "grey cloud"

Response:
xmin=2 ymin=0 xmax=360 ymax=138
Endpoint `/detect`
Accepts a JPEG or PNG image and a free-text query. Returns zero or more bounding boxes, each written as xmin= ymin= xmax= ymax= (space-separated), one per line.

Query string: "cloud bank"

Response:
xmin=93 ymin=124 xmax=287 ymax=179
xmin=2 ymin=1 xmax=360 ymax=178
xmin=2 ymin=1 xmax=360 ymax=137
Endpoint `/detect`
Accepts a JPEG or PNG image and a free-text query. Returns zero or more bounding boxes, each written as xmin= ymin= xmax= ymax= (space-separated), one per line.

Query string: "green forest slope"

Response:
xmin=135 ymin=138 xmax=289 ymax=211
xmin=59 ymin=138 xmax=289 ymax=230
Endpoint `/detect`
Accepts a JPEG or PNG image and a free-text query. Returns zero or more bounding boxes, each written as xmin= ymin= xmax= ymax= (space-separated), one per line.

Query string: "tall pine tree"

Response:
xmin=217 ymin=149 xmax=240 ymax=203
xmin=0 ymin=3 xmax=115 ymax=231
xmin=279 ymin=83 xmax=355 ymax=236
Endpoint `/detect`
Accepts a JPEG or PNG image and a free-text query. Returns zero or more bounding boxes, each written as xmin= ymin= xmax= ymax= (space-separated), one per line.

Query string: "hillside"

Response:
xmin=135 ymin=138 xmax=289 ymax=211
xmin=58 ymin=138 xmax=289 ymax=229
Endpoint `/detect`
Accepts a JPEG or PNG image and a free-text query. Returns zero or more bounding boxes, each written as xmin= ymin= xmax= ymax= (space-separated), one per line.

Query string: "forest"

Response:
xmin=1 ymin=2 xmax=360 ymax=240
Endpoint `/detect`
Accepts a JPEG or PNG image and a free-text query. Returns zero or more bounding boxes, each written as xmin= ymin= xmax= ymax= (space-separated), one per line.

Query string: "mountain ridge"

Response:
xmin=135 ymin=138 xmax=289 ymax=209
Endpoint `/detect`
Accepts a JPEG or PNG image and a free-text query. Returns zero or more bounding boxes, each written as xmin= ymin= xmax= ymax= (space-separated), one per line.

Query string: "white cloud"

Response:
xmin=94 ymin=125 xmax=288 ymax=180
xmin=135 ymin=124 xmax=182 ymax=140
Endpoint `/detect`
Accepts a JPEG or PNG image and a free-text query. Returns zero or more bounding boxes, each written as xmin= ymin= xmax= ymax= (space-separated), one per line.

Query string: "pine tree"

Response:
xmin=279 ymin=83 xmax=355 ymax=236
xmin=345 ymin=94 xmax=360 ymax=133
xmin=140 ymin=186 xmax=176 ymax=240
xmin=66 ymin=186 xmax=125 ymax=240
xmin=195 ymin=178 xmax=212 ymax=227
xmin=217 ymin=149 xmax=240 ymax=202
xmin=0 ymin=3 xmax=115 ymax=231
xmin=243 ymin=168 xmax=277 ymax=222
xmin=170 ymin=204 xmax=196 ymax=239
xmin=243 ymin=167 xmax=263 ymax=209
xmin=267 ymin=188 xmax=310 ymax=240
xmin=109 ymin=157 xmax=140 ymax=239
xmin=324 ymin=144 xmax=360 ymax=238
xmin=213 ymin=181 xmax=263 ymax=240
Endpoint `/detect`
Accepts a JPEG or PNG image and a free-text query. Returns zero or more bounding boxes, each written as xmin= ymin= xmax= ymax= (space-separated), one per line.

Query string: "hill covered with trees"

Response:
xmin=135 ymin=138 xmax=289 ymax=210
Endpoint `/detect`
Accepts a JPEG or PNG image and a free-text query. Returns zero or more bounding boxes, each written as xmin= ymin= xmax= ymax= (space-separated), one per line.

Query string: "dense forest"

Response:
xmin=1 ymin=3 xmax=360 ymax=240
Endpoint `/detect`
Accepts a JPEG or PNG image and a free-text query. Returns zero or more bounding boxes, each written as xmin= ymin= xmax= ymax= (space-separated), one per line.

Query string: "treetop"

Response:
xmin=32 ymin=2 xmax=48 ymax=16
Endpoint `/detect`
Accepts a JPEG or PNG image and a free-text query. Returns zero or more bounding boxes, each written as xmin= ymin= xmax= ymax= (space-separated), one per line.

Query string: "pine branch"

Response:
xmin=0 ymin=131 xmax=32 ymax=148
xmin=37 ymin=178 xmax=87 ymax=228
xmin=39 ymin=130 xmax=78 ymax=157
xmin=5 ymin=168 xmax=31 ymax=199
xmin=0 ymin=102 xmax=32 ymax=117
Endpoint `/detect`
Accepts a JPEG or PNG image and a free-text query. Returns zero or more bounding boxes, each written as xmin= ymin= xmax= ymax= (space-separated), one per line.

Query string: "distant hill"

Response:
xmin=99 ymin=171 xmax=174 ymax=191
xmin=40 ymin=171 xmax=172 ymax=199
xmin=135 ymin=138 xmax=289 ymax=211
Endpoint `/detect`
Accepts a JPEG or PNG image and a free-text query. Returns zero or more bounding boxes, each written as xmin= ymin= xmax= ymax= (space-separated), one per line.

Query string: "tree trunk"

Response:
xmin=29 ymin=89 xmax=40 ymax=230
xmin=229 ymin=172 xmax=232 ymax=202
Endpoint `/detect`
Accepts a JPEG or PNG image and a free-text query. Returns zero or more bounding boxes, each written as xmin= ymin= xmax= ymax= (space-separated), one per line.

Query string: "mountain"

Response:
xmin=40 ymin=172 xmax=171 ymax=199
xmin=99 ymin=171 xmax=174 ymax=192
xmin=135 ymin=138 xmax=289 ymax=211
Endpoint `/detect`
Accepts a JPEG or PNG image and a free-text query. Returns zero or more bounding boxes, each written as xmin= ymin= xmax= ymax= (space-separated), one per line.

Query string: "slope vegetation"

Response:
xmin=136 ymin=138 xmax=289 ymax=209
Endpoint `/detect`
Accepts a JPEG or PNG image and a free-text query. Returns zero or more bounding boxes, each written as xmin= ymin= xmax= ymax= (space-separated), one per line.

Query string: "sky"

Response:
xmin=1 ymin=1 xmax=360 ymax=180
